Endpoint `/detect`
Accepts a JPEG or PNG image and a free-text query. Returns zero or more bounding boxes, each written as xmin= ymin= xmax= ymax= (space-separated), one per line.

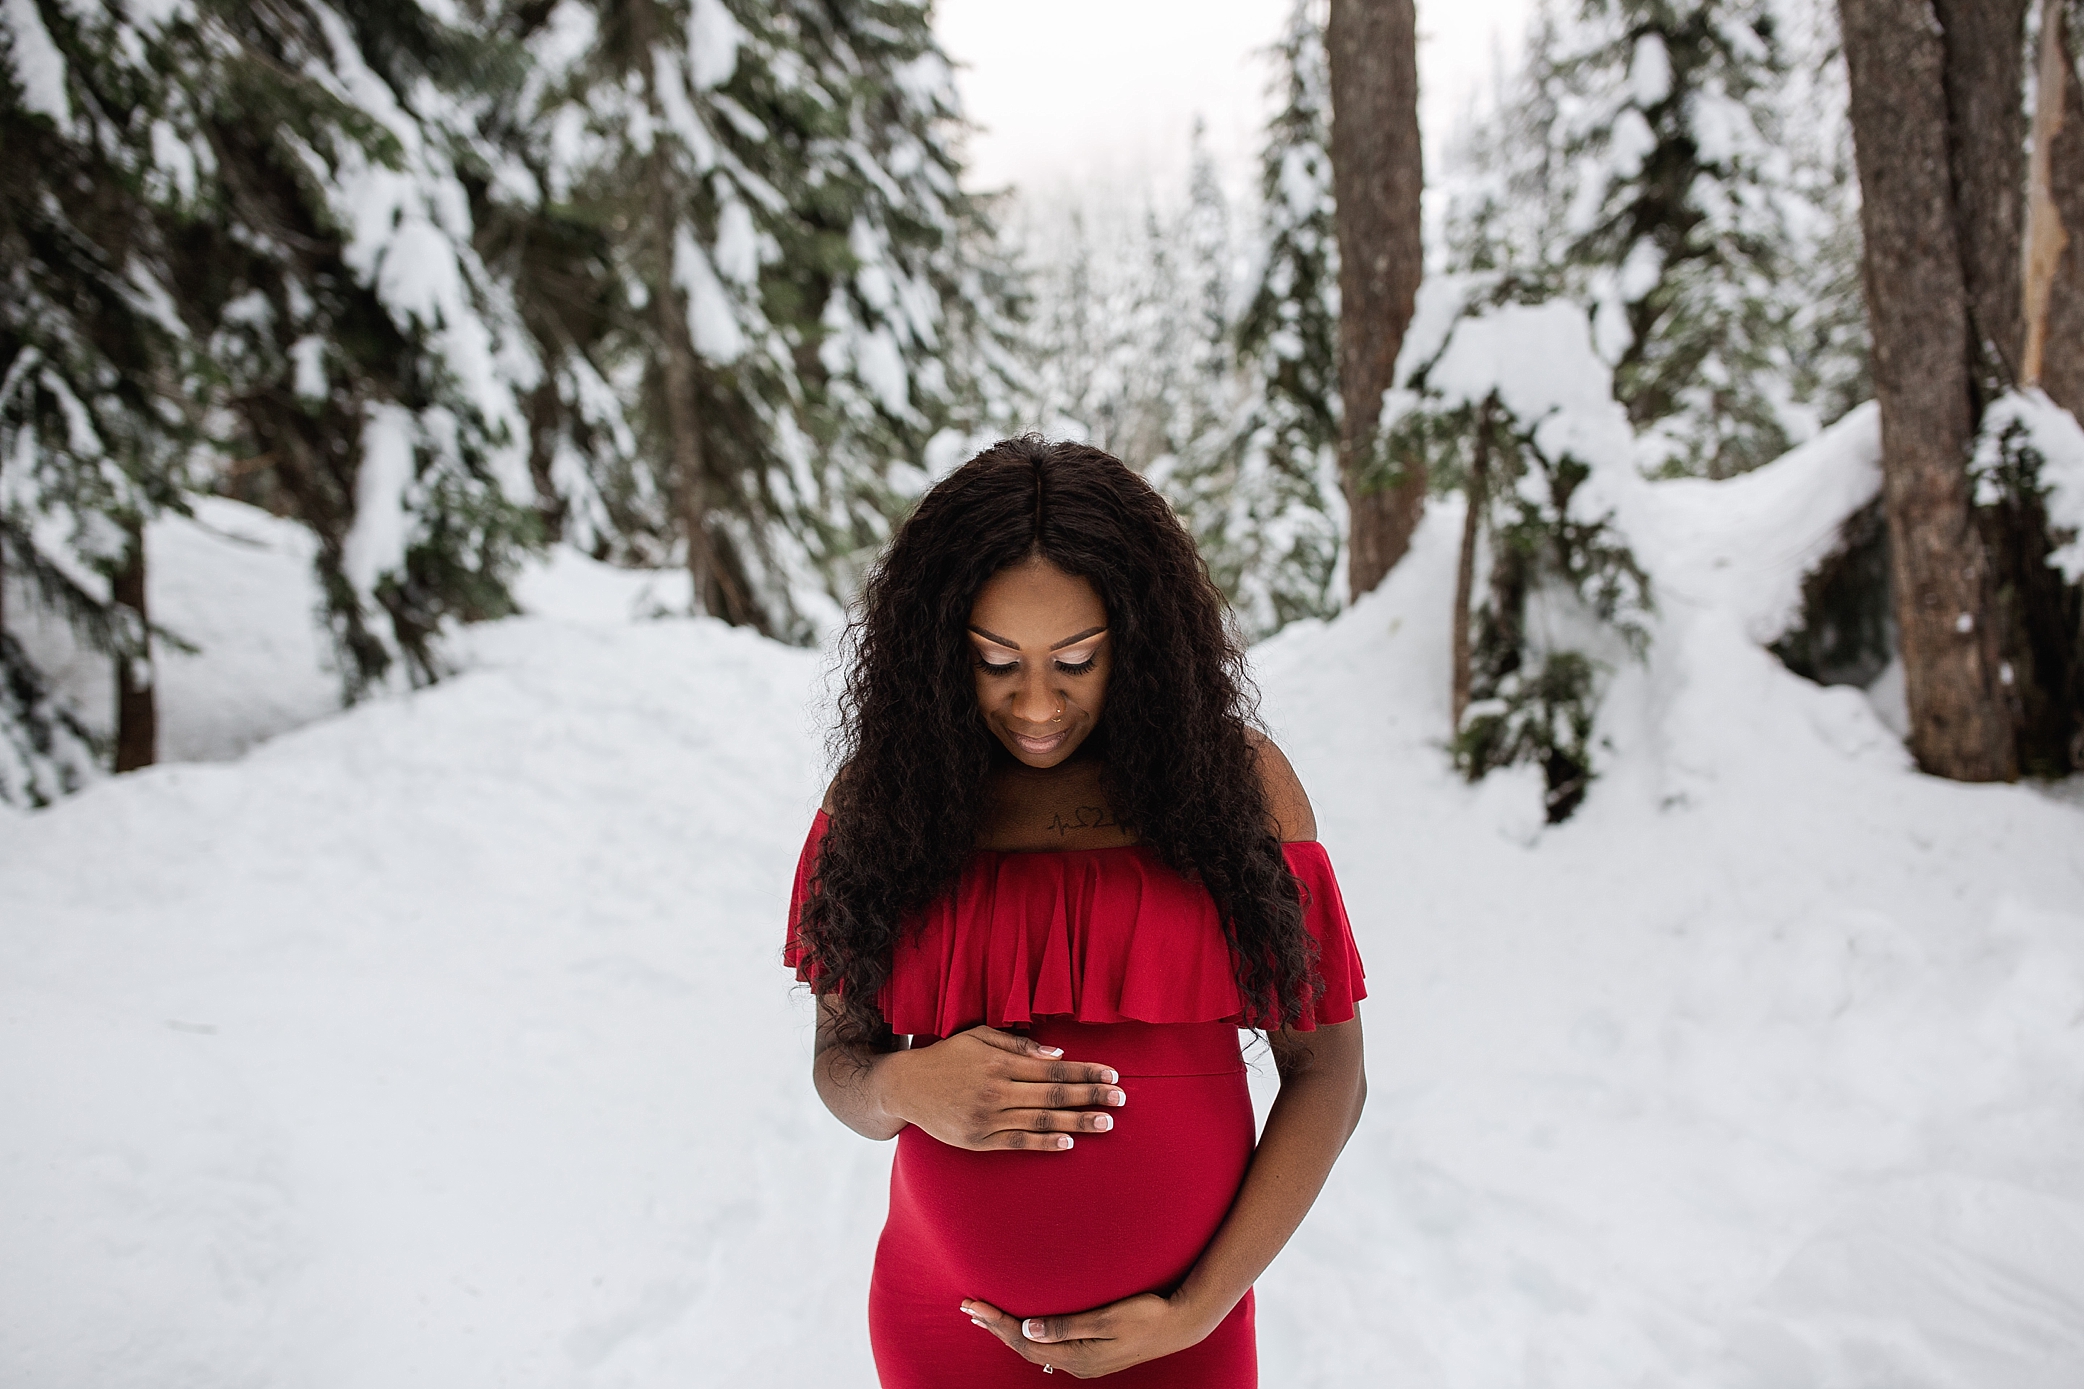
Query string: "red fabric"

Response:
xmin=871 ymin=1018 xmax=1257 ymax=1387
xmin=784 ymin=810 xmax=1367 ymax=1033
xmin=784 ymin=812 xmax=1368 ymax=1388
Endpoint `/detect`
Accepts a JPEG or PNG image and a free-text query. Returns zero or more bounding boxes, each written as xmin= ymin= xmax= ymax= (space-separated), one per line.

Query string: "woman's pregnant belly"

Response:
xmin=875 ymin=1019 xmax=1254 ymax=1317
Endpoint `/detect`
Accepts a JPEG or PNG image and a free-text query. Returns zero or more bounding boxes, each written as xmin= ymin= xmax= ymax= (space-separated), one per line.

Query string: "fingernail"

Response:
xmin=1107 ymin=1089 xmax=1125 ymax=1106
xmin=1100 ymin=1069 xmax=1118 ymax=1083
xmin=1023 ymin=1319 xmax=1047 ymax=1340
xmin=971 ymin=1318 xmax=987 ymax=1329
xmin=959 ymin=1303 xmax=973 ymax=1315
xmin=1056 ymin=1135 xmax=1073 ymax=1149
xmin=1093 ymin=1114 xmax=1112 ymax=1131
xmin=1038 ymin=1046 xmax=1064 ymax=1057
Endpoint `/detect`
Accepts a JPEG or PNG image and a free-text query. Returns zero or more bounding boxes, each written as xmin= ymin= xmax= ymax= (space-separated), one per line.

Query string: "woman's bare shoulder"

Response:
xmin=1246 ymin=731 xmax=1317 ymax=843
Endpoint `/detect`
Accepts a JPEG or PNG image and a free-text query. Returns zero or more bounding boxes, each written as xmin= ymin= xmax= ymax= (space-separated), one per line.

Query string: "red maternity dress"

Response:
xmin=785 ymin=811 xmax=1365 ymax=1388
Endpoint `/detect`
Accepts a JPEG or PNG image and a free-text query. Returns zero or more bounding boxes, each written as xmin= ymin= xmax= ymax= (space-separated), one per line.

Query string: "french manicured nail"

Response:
xmin=1056 ymin=1135 xmax=1074 ymax=1149
xmin=1107 ymin=1089 xmax=1126 ymax=1106
xmin=971 ymin=1318 xmax=987 ymax=1329
xmin=1093 ymin=1114 xmax=1112 ymax=1131
xmin=1024 ymin=1320 xmax=1047 ymax=1340
xmin=1038 ymin=1046 xmax=1064 ymax=1057
xmin=1100 ymin=1068 xmax=1118 ymax=1083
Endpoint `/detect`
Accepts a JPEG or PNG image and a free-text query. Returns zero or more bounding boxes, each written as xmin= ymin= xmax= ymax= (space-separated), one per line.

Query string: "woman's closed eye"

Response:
xmin=974 ymin=655 xmax=1098 ymax=676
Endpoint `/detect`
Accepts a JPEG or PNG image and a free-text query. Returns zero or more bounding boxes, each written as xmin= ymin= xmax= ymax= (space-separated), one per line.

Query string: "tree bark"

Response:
xmin=2023 ymin=0 xmax=2068 ymax=385
xmin=2037 ymin=0 xmax=2084 ymax=415
xmin=1327 ymin=0 xmax=1425 ymax=600
xmin=1935 ymin=0 xmax=2031 ymax=394
xmin=1840 ymin=0 xmax=2019 ymax=781
xmin=1450 ymin=400 xmax=1493 ymax=733
xmin=112 ymin=520 xmax=156 ymax=773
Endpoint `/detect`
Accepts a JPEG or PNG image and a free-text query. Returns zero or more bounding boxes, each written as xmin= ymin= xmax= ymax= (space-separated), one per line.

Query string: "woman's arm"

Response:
xmin=812 ymin=995 xmax=1127 ymax=1149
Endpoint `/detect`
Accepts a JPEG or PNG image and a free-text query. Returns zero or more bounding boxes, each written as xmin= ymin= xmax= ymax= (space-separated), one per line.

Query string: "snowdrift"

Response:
xmin=4 ymin=430 xmax=2082 ymax=1386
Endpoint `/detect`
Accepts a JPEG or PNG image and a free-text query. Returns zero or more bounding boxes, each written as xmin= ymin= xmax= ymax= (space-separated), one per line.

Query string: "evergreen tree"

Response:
xmin=1387 ymin=294 xmax=1652 ymax=822
xmin=512 ymin=0 xmax=1021 ymax=638
xmin=3 ymin=0 xmax=206 ymax=786
xmin=1157 ymin=6 xmax=1345 ymax=639
xmin=1447 ymin=0 xmax=1861 ymax=478
xmin=3 ymin=0 xmax=543 ymax=726
xmin=1021 ymin=17 xmax=1348 ymax=643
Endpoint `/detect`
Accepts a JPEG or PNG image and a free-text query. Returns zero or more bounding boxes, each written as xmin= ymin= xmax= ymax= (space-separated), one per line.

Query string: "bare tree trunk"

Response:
xmin=1840 ymin=0 xmax=2018 ymax=781
xmin=2023 ymin=0 xmax=2069 ymax=385
xmin=1999 ymin=0 xmax=2084 ymax=774
xmin=112 ymin=520 xmax=156 ymax=773
xmin=1327 ymin=0 xmax=1425 ymax=600
xmin=1936 ymin=0 xmax=2031 ymax=393
xmin=2038 ymin=0 xmax=2084 ymax=415
xmin=1450 ymin=399 xmax=1493 ymax=733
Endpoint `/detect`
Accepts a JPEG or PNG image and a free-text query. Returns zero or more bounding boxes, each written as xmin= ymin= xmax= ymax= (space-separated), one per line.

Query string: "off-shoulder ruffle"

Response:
xmin=785 ymin=810 xmax=1365 ymax=1034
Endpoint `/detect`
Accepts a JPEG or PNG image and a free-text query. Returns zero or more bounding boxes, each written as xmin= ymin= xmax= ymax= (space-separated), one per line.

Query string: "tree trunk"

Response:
xmin=1840 ymin=0 xmax=2019 ymax=781
xmin=2000 ymin=0 xmax=2084 ymax=774
xmin=1451 ymin=400 xmax=1493 ymax=733
xmin=112 ymin=520 xmax=156 ymax=773
xmin=1935 ymin=0 xmax=2031 ymax=395
xmin=2037 ymin=0 xmax=2084 ymax=415
xmin=1327 ymin=0 xmax=1425 ymax=600
xmin=2023 ymin=0 xmax=2068 ymax=385
xmin=631 ymin=0 xmax=756 ymax=629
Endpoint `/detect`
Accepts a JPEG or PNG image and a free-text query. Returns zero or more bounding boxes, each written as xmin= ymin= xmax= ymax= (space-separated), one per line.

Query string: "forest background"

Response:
xmin=5 ymin=0 xmax=2081 ymax=805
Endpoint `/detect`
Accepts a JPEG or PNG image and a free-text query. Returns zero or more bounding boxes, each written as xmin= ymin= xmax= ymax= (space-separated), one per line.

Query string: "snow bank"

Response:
xmin=4 ymin=435 xmax=2083 ymax=1386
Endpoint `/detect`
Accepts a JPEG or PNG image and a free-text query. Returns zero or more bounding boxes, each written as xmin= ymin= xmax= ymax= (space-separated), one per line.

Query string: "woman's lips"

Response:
xmin=1010 ymin=727 xmax=1068 ymax=756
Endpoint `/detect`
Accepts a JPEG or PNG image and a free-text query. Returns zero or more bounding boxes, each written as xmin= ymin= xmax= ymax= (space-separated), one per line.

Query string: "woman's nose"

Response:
xmin=1010 ymin=669 xmax=1057 ymax=726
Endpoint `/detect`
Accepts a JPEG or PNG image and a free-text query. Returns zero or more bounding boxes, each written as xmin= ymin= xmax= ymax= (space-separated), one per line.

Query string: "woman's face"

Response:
xmin=967 ymin=556 xmax=1111 ymax=769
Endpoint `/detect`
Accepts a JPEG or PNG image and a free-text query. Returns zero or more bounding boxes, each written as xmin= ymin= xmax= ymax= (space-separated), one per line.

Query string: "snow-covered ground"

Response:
xmin=4 ymin=417 xmax=2082 ymax=1387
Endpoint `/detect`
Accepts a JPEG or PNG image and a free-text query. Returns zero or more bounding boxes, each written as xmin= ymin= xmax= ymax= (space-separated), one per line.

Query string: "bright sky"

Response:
xmin=933 ymin=0 xmax=1536 ymax=198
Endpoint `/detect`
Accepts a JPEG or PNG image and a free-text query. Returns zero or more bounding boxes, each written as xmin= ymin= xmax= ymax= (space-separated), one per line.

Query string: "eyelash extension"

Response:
xmin=973 ymin=656 xmax=1098 ymax=676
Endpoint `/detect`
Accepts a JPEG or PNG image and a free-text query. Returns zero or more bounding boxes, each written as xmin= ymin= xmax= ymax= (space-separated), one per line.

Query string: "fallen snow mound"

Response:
xmin=4 ymin=433 xmax=2083 ymax=1387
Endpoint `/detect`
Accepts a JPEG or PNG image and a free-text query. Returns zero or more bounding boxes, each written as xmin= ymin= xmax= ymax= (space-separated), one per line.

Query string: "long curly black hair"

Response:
xmin=796 ymin=436 xmax=1321 ymax=1045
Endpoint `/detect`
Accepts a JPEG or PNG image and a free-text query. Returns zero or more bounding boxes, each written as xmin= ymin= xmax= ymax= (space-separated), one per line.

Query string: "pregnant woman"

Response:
xmin=785 ymin=437 xmax=1367 ymax=1384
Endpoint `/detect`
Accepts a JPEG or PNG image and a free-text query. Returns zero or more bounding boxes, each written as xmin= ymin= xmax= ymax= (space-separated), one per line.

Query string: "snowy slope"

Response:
xmin=5 ymin=426 xmax=2084 ymax=1387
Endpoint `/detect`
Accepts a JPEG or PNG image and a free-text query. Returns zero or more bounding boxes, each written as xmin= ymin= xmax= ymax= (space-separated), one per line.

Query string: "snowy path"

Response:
xmin=5 ymin=452 xmax=2084 ymax=1386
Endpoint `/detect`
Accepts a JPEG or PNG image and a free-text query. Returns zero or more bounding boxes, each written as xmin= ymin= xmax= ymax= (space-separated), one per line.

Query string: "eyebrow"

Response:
xmin=967 ymin=624 xmax=1108 ymax=652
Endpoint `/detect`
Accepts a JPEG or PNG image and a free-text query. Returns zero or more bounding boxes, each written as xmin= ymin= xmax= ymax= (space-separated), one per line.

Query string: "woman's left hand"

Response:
xmin=959 ymin=1292 xmax=1215 ymax=1378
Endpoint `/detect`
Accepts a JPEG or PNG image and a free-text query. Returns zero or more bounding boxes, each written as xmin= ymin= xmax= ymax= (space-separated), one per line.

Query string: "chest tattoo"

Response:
xmin=1046 ymin=805 xmax=1120 ymax=836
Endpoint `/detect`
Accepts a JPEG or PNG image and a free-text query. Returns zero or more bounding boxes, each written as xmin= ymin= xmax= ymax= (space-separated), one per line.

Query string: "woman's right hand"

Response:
xmin=882 ymin=1026 xmax=1125 ymax=1152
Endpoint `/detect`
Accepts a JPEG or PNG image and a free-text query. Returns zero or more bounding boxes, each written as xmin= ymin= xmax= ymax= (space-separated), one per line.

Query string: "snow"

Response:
xmin=5 ymin=430 xmax=2084 ymax=1386
xmin=1975 ymin=388 xmax=2084 ymax=581
xmin=1425 ymin=300 xmax=1636 ymax=471
xmin=341 ymin=403 xmax=416 ymax=606
xmin=687 ymin=0 xmax=742 ymax=93
xmin=289 ymin=335 xmax=327 ymax=402
xmin=675 ymin=229 xmax=747 ymax=364
xmin=1628 ymin=32 xmax=1672 ymax=108
xmin=1 ymin=0 xmax=72 ymax=126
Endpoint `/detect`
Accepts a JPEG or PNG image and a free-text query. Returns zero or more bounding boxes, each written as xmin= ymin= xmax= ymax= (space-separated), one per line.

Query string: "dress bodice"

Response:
xmin=784 ymin=810 xmax=1366 ymax=1035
